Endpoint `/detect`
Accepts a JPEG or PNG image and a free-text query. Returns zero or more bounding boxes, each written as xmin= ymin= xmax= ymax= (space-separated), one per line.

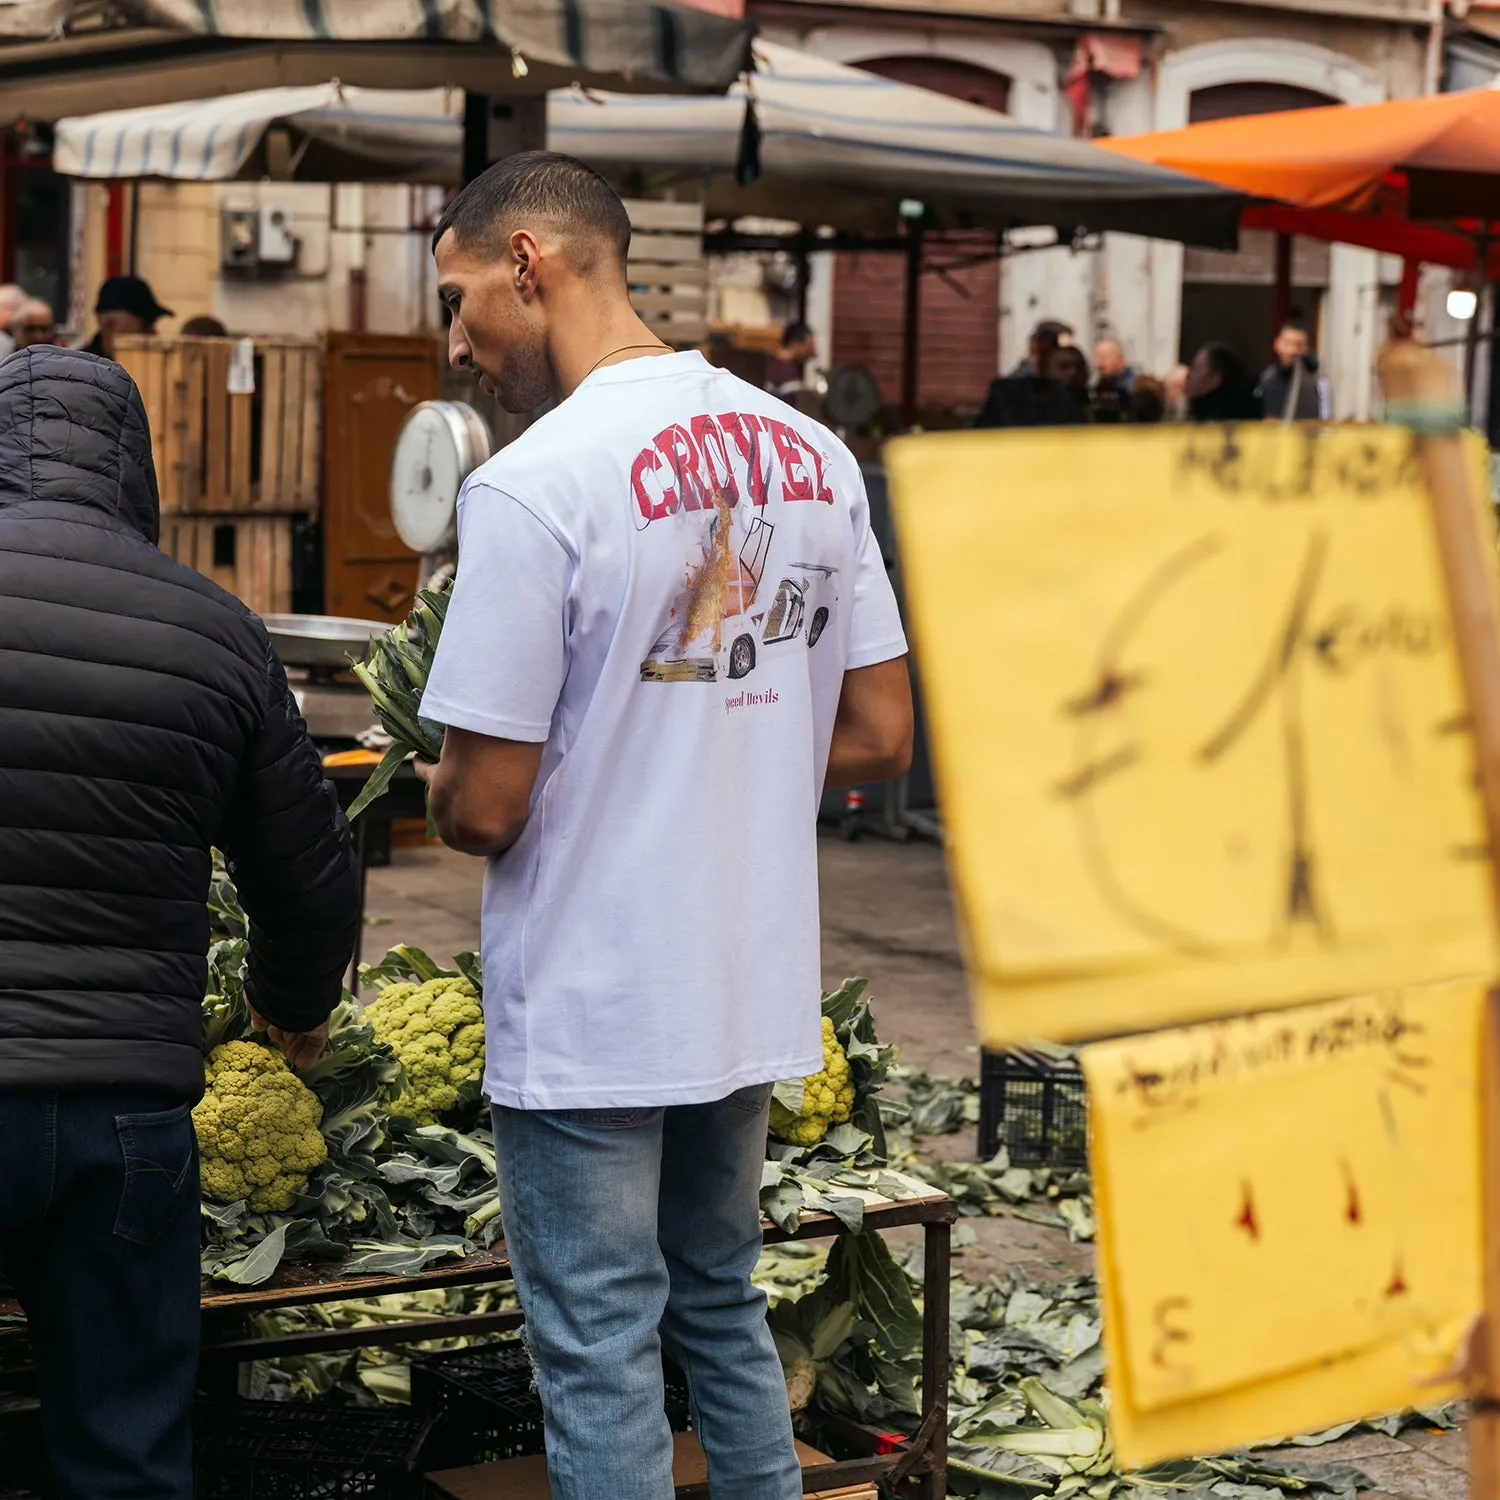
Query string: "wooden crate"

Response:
xmin=159 ymin=516 xmax=294 ymax=617
xmin=116 ymin=335 xmax=322 ymax=517
xmin=625 ymin=198 xmax=707 ymax=348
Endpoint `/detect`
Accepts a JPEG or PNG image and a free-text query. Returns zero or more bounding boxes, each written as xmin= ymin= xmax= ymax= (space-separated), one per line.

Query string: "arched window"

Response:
xmin=857 ymin=56 xmax=1011 ymax=114
xmin=1179 ymin=82 xmax=1340 ymax=373
xmin=1188 ymin=81 xmax=1337 ymax=124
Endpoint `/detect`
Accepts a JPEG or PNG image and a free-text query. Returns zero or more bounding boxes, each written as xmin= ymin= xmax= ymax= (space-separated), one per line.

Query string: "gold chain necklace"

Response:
xmin=582 ymin=341 xmax=671 ymax=382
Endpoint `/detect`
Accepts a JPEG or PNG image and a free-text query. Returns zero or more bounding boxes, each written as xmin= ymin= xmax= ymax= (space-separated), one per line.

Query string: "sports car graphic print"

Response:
xmin=634 ymin=409 xmax=841 ymax=684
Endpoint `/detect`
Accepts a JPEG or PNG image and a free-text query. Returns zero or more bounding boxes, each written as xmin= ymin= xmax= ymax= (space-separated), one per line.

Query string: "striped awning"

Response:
xmin=53 ymin=41 xmax=1243 ymax=247
xmin=56 ymin=83 xmax=464 ymax=183
xmin=0 ymin=1 xmax=754 ymax=90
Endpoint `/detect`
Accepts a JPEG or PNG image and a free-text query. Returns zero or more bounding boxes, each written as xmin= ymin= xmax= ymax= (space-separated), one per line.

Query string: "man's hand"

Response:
xmin=412 ymin=754 xmax=436 ymax=786
xmin=249 ymin=1004 xmax=330 ymax=1071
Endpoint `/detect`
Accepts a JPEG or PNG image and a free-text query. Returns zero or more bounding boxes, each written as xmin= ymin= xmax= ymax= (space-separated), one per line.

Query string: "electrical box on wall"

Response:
xmin=221 ymin=204 xmax=299 ymax=272
xmin=258 ymin=204 xmax=296 ymax=264
xmin=221 ymin=208 xmax=258 ymax=269
xmin=486 ymin=97 xmax=547 ymax=162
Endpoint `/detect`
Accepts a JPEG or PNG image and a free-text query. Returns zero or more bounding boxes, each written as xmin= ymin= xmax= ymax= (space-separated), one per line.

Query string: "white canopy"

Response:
xmin=54 ymin=41 xmax=1241 ymax=245
xmin=55 ymin=83 xmax=464 ymax=184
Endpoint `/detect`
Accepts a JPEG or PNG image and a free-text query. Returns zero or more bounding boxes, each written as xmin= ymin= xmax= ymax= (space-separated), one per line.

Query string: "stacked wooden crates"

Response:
xmin=117 ymin=335 xmax=321 ymax=617
xmin=624 ymin=199 xmax=707 ymax=349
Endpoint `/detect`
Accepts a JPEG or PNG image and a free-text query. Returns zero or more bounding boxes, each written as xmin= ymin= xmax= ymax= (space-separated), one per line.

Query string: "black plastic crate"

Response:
xmin=977 ymin=1048 xmax=1087 ymax=1166
xmin=193 ymin=1399 xmax=435 ymax=1500
xmin=412 ymin=1338 xmax=691 ymax=1472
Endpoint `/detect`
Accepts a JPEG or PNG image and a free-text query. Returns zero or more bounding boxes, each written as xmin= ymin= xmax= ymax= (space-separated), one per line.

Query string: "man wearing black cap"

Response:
xmin=85 ymin=274 xmax=173 ymax=361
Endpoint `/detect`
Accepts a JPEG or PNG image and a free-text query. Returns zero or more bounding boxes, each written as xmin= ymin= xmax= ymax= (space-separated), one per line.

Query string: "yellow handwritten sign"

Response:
xmin=885 ymin=425 xmax=1500 ymax=1044
xmin=1081 ymin=983 xmax=1483 ymax=1468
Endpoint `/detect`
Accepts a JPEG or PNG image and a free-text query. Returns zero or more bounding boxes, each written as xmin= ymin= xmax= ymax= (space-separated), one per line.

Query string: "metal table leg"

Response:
xmin=920 ymin=1217 xmax=950 ymax=1498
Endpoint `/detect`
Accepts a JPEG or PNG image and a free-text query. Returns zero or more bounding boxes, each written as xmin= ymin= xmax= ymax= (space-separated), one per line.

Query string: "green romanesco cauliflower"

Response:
xmin=770 ymin=1017 xmax=855 ymax=1147
xmin=364 ymin=975 xmax=484 ymax=1125
xmin=192 ymin=1040 xmax=327 ymax=1212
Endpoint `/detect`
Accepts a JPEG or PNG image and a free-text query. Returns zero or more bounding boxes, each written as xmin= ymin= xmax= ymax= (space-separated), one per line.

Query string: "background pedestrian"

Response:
xmin=85 ymin=274 xmax=173 ymax=361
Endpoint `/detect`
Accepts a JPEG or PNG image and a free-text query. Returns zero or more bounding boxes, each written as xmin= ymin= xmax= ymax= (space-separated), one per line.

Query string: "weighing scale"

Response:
xmin=262 ymin=614 xmax=390 ymax=744
xmin=387 ymin=399 xmax=494 ymax=590
xmin=259 ymin=399 xmax=493 ymax=745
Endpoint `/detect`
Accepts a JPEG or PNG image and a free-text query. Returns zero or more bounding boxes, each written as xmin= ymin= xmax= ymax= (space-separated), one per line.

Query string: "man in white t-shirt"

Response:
xmin=417 ymin=152 xmax=913 ymax=1500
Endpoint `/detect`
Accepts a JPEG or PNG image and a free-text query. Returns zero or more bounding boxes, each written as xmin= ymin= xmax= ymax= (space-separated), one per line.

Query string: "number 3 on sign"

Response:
xmin=1082 ymin=982 xmax=1484 ymax=1467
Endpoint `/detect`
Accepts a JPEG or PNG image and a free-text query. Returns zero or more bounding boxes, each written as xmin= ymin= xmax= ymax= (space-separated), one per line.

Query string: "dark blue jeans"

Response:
xmin=0 ymin=1091 xmax=200 ymax=1500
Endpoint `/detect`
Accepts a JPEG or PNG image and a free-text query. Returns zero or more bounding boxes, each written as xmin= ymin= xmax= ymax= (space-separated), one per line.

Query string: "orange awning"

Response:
xmin=1102 ymin=84 xmax=1500 ymax=273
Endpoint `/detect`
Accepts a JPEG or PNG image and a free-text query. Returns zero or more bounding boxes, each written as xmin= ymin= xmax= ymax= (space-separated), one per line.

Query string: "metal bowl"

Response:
xmin=263 ymin=614 xmax=388 ymax=670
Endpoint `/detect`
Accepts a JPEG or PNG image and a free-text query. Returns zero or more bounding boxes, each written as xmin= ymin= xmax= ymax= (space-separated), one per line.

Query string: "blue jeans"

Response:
xmin=0 ymin=1091 xmax=200 ymax=1500
xmin=492 ymin=1085 xmax=801 ymax=1500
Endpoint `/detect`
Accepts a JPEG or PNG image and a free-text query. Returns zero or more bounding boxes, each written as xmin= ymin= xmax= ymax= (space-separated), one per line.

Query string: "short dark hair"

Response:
xmin=782 ymin=320 xmax=811 ymax=345
xmin=1031 ymin=319 xmax=1073 ymax=344
xmin=1201 ymin=342 xmax=1251 ymax=389
xmin=1130 ymin=376 xmax=1166 ymax=423
xmin=433 ymin=151 xmax=631 ymax=276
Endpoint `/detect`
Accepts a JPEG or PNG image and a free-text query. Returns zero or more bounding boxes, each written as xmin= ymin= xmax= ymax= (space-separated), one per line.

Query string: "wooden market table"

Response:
xmin=1 ymin=1190 xmax=957 ymax=1498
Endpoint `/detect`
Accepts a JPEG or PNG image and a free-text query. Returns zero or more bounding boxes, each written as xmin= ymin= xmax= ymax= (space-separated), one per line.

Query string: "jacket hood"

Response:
xmin=0 ymin=346 xmax=160 ymax=544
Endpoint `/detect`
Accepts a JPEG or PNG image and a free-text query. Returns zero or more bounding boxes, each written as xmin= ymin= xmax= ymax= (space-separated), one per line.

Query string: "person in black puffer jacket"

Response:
xmin=0 ymin=346 xmax=360 ymax=1499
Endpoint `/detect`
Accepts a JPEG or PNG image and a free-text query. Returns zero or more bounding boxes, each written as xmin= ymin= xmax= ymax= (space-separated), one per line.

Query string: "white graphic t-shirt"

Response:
xmin=420 ymin=351 xmax=907 ymax=1109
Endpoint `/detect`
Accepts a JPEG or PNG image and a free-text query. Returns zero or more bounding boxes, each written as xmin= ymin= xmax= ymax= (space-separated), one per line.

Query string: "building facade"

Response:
xmin=67 ymin=177 xmax=448 ymax=347
xmin=27 ymin=1 xmax=1486 ymax=423
xmin=755 ymin=0 xmax=1438 ymax=420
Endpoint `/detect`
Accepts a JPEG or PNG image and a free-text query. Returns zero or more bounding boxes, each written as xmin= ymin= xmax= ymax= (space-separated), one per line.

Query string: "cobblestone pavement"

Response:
xmin=366 ymin=832 xmax=1466 ymax=1499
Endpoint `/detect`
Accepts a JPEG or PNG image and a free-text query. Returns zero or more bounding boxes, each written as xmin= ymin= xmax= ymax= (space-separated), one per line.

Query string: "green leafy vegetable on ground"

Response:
xmin=884 ymin=1066 xmax=1094 ymax=1241
xmin=769 ymin=1240 xmax=1413 ymax=1500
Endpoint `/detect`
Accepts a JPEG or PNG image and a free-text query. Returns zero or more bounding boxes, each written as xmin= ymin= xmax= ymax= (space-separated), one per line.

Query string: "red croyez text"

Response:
xmin=632 ymin=410 xmax=835 ymax=526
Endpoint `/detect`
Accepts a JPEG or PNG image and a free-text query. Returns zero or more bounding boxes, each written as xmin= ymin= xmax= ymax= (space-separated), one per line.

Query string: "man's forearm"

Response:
xmin=426 ymin=759 xmax=530 ymax=858
xmin=824 ymin=658 xmax=915 ymax=791
xmin=824 ymin=734 xmax=911 ymax=791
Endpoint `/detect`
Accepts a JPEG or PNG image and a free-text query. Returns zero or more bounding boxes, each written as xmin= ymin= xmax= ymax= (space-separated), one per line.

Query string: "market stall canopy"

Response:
xmin=555 ymin=42 xmax=1242 ymax=245
xmin=55 ymin=84 xmax=463 ymax=184
xmin=0 ymin=0 xmax=753 ymax=122
xmin=54 ymin=42 xmax=1244 ymax=248
xmin=1102 ymin=83 xmax=1500 ymax=274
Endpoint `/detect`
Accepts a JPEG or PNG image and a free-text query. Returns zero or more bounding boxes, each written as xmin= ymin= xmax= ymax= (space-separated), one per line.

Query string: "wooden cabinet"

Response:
xmin=322 ymin=332 xmax=442 ymax=623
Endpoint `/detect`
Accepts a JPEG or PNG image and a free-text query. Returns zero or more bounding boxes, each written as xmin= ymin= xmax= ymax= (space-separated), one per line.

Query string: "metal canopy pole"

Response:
xmin=462 ymin=92 xmax=489 ymax=186
xmin=900 ymin=225 xmax=924 ymax=431
xmin=1465 ymin=235 xmax=1492 ymax=423
xmin=1273 ymin=231 xmax=1293 ymax=334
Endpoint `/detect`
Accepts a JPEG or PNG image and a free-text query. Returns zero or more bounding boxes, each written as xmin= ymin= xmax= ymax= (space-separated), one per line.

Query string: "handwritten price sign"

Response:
xmin=1082 ymin=984 xmax=1483 ymax=1467
xmin=886 ymin=424 xmax=1500 ymax=1043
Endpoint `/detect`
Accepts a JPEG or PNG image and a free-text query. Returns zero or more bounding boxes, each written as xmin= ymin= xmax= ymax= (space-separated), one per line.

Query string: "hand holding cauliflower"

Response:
xmin=193 ymin=1040 xmax=328 ymax=1212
